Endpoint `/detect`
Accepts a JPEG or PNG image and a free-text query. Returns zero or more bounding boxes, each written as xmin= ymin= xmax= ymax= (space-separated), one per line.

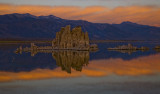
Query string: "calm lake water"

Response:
xmin=0 ymin=42 xmax=160 ymax=94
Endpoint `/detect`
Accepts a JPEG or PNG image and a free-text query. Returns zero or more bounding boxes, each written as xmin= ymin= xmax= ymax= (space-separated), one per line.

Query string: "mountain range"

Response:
xmin=0 ymin=13 xmax=160 ymax=40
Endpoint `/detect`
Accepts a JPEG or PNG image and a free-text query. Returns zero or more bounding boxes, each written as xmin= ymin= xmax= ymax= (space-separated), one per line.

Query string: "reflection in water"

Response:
xmin=0 ymin=43 xmax=160 ymax=82
xmin=89 ymin=54 xmax=160 ymax=76
xmin=52 ymin=51 xmax=89 ymax=73
xmin=107 ymin=49 xmax=150 ymax=54
xmin=108 ymin=49 xmax=138 ymax=54
xmin=0 ymin=53 xmax=160 ymax=82
xmin=154 ymin=48 xmax=160 ymax=52
xmin=15 ymin=46 xmax=90 ymax=73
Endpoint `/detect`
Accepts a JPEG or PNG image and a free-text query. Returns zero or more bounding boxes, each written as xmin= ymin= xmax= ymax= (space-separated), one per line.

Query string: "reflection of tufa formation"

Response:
xmin=14 ymin=25 xmax=94 ymax=73
xmin=52 ymin=51 xmax=89 ymax=73
xmin=15 ymin=49 xmax=90 ymax=73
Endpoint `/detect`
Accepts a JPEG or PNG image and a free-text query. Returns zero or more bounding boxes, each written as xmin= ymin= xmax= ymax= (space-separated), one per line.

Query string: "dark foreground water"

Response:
xmin=0 ymin=42 xmax=160 ymax=94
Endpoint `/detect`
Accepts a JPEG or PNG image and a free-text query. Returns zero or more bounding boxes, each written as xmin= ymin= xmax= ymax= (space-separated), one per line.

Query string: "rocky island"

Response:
xmin=154 ymin=46 xmax=160 ymax=52
xmin=15 ymin=25 xmax=98 ymax=54
xmin=107 ymin=44 xmax=149 ymax=54
xmin=52 ymin=25 xmax=98 ymax=50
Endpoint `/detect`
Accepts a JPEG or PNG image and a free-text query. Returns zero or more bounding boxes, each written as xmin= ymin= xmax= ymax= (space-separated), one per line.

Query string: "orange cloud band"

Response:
xmin=0 ymin=54 xmax=160 ymax=82
xmin=0 ymin=4 xmax=160 ymax=26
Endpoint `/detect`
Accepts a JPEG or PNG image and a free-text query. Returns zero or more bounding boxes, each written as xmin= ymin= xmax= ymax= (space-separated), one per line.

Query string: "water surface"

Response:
xmin=0 ymin=42 xmax=160 ymax=94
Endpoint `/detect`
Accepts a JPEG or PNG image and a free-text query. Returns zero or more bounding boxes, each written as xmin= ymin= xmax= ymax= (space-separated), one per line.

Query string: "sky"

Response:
xmin=0 ymin=0 xmax=160 ymax=26
xmin=0 ymin=0 xmax=160 ymax=8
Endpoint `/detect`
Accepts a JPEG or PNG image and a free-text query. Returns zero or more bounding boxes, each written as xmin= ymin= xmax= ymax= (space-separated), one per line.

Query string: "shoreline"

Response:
xmin=0 ymin=40 xmax=160 ymax=44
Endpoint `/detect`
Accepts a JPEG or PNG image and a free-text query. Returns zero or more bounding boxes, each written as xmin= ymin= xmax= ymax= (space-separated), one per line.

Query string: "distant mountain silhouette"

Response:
xmin=0 ymin=13 xmax=160 ymax=40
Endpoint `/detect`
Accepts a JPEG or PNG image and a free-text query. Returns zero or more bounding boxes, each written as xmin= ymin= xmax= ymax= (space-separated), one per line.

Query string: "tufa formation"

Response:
xmin=107 ymin=43 xmax=149 ymax=54
xmin=52 ymin=25 xmax=98 ymax=50
xmin=15 ymin=25 xmax=98 ymax=54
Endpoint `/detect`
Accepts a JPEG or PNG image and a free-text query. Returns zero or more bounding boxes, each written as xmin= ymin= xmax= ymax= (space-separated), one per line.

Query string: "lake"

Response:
xmin=0 ymin=42 xmax=160 ymax=94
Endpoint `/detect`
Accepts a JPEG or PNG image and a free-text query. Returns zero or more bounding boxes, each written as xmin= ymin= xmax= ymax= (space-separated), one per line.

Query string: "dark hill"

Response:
xmin=0 ymin=13 xmax=160 ymax=40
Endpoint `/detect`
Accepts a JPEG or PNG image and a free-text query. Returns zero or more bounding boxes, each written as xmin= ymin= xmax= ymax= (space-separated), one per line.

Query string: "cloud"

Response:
xmin=0 ymin=3 xmax=160 ymax=26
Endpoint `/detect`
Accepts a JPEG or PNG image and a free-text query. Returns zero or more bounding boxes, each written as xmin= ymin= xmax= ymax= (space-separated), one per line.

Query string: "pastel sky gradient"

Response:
xmin=0 ymin=0 xmax=160 ymax=8
xmin=0 ymin=0 xmax=160 ymax=26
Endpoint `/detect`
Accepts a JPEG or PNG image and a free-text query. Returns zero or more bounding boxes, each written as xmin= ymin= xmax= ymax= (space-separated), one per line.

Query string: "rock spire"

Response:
xmin=52 ymin=25 xmax=90 ymax=50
